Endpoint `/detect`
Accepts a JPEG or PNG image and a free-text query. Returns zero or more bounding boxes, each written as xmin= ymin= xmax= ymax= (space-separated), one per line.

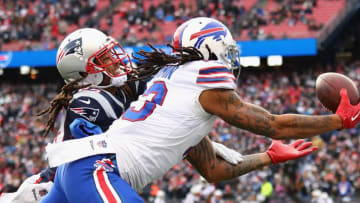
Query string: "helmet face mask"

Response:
xmin=220 ymin=43 xmax=240 ymax=69
xmin=173 ymin=17 xmax=240 ymax=70
xmin=86 ymin=40 xmax=133 ymax=78
xmin=56 ymin=28 xmax=133 ymax=88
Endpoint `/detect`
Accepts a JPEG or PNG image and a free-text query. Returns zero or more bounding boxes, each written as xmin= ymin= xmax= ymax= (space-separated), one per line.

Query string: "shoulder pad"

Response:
xmin=195 ymin=60 xmax=236 ymax=90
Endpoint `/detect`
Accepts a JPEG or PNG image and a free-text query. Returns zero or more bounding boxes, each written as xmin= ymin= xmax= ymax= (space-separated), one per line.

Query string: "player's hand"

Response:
xmin=70 ymin=118 xmax=103 ymax=138
xmin=0 ymin=174 xmax=53 ymax=203
xmin=212 ymin=141 xmax=243 ymax=165
xmin=336 ymin=88 xmax=360 ymax=129
xmin=266 ymin=139 xmax=318 ymax=164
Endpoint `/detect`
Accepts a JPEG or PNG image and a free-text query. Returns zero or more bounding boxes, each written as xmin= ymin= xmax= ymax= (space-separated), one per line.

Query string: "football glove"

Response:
xmin=212 ymin=141 xmax=243 ymax=165
xmin=266 ymin=139 xmax=318 ymax=164
xmin=336 ymin=88 xmax=360 ymax=129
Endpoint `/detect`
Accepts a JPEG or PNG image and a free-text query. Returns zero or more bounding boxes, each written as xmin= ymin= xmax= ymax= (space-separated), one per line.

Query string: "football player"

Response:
xmin=3 ymin=28 xmax=244 ymax=203
xmin=43 ymin=18 xmax=333 ymax=202
xmin=1 ymin=28 xmax=147 ymax=203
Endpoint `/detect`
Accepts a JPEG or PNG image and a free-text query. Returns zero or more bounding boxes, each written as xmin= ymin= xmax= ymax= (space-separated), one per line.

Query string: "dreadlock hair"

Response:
xmin=37 ymin=77 xmax=90 ymax=137
xmin=131 ymin=43 xmax=206 ymax=79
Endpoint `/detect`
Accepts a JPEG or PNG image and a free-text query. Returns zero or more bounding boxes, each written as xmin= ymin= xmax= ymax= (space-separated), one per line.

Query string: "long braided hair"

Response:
xmin=37 ymin=77 xmax=90 ymax=137
xmin=132 ymin=43 xmax=206 ymax=74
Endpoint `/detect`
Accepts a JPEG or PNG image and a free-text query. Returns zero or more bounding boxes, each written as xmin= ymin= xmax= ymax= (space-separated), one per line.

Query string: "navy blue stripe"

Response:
xmin=100 ymin=90 xmax=126 ymax=118
xmin=199 ymin=67 xmax=230 ymax=74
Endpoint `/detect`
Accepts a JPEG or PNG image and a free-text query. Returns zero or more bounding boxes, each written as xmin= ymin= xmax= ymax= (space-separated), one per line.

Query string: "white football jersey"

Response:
xmin=106 ymin=60 xmax=236 ymax=191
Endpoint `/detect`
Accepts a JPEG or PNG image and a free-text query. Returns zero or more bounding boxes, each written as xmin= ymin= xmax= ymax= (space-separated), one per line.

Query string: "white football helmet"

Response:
xmin=172 ymin=17 xmax=240 ymax=70
xmin=56 ymin=28 xmax=133 ymax=88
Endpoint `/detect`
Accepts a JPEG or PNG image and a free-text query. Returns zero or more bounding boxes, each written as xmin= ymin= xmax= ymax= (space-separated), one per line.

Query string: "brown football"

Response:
xmin=316 ymin=72 xmax=359 ymax=113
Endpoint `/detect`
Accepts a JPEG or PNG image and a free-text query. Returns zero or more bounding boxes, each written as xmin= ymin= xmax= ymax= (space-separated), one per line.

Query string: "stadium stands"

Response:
xmin=0 ymin=0 xmax=349 ymax=50
xmin=238 ymin=0 xmax=347 ymax=40
xmin=0 ymin=0 xmax=103 ymax=51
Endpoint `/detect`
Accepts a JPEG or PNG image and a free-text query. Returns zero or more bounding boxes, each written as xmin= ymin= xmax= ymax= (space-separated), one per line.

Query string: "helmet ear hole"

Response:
xmin=205 ymin=44 xmax=217 ymax=60
xmin=209 ymin=53 xmax=218 ymax=60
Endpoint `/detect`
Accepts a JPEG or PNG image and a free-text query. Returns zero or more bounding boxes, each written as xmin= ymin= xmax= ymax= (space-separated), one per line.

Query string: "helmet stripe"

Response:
xmin=57 ymin=50 xmax=65 ymax=64
xmin=173 ymin=24 xmax=188 ymax=49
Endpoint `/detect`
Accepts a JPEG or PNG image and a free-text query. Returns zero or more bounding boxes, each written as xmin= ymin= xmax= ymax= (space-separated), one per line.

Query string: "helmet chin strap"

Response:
xmin=110 ymin=74 xmax=128 ymax=87
xmin=234 ymin=66 xmax=242 ymax=84
xmin=91 ymin=73 xmax=128 ymax=89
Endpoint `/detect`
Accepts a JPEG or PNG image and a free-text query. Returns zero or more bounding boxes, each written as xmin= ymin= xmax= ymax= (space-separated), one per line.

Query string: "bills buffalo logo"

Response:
xmin=70 ymin=107 xmax=99 ymax=122
xmin=94 ymin=158 xmax=115 ymax=172
xmin=57 ymin=37 xmax=83 ymax=64
xmin=190 ymin=21 xmax=227 ymax=49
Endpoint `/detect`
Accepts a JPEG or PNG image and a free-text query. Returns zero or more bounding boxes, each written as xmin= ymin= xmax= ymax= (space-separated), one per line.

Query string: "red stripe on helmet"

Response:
xmin=173 ymin=27 xmax=183 ymax=50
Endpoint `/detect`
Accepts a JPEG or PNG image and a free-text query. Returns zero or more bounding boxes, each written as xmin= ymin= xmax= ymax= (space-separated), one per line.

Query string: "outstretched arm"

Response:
xmin=199 ymin=89 xmax=346 ymax=139
xmin=186 ymin=137 xmax=317 ymax=183
xmin=186 ymin=137 xmax=270 ymax=182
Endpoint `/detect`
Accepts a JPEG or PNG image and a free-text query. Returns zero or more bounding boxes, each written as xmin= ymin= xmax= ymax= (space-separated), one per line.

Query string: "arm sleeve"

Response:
xmin=38 ymin=167 xmax=56 ymax=183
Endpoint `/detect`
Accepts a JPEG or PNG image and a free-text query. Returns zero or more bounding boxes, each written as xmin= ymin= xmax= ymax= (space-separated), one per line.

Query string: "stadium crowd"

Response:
xmin=240 ymin=0 xmax=324 ymax=40
xmin=1 ymin=60 xmax=360 ymax=202
xmin=0 ymin=0 xmax=98 ymax=51
xmin=0 ymin=0 xmax=342 ymax=51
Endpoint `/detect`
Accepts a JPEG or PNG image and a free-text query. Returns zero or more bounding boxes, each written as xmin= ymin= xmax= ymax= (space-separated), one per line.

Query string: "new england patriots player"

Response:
xmin=37 ymin=28 xmax=148 ymax=202
xmin=2 ymin=28 xmax=148 ymax=203
xmin=6 ymin=28 xmax=245 ymax=203
xmin=42 ymin=17 xmax=352 ymax=202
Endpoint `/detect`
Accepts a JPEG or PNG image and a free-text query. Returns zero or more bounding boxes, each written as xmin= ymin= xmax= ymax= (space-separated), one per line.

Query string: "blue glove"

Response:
xmin=69 ymin=118 xmax=103 ymax=139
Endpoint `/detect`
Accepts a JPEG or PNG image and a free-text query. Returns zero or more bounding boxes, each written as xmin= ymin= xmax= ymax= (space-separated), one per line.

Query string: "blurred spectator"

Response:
xmin=154 ymin=190 xmax=166 ymax=203
xmin=261 ymin=177 xmax=274 ymax=202
xmin=211 ymin=189 xmax=224 ymax=203
xmin=338 ymin=174 xmax=353 ymax=202
xmin=184 ymin=184 xmax=202 ymax=203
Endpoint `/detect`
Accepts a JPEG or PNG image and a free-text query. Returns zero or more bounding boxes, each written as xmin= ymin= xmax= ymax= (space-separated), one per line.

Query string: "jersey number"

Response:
xmin=122 ymin=81 xmax=167 ymax=121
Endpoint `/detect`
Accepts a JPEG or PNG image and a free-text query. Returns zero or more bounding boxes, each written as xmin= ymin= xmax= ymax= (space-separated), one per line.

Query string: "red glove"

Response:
xmin=266 ymin=139 xmax=318 ymax=164
xmin=336 ymin=89 xmax=360 ymax=129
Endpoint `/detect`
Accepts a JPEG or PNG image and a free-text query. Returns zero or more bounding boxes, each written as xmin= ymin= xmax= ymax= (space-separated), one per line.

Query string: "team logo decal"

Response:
xmin=190 ymin=21 xmax=227 ymax=49
xmin=94 ymin=158 xmax=115 ymax=172
xmin=57 ymin=37 xmax=83 ymax=63
xmin=70 ymin=107 xmax=99 ymax=122
xmin=0 ymin=52 xmax=12 ymax=68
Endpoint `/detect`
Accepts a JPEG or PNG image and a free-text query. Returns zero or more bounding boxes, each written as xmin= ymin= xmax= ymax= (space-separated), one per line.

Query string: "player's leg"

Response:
xmin=40 ymin=165 xmax=69 ymax=203
xmin=61 ymin=155 xmax=144 ymax=203
xmin=103 ymin=168 xmax=145 ymax=202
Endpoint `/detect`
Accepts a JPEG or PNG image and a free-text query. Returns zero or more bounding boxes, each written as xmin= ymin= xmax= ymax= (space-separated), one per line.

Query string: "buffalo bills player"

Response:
xmin=6 ymin=28 xmax=244 ymax=203
xmin=42 ymin=17 xmax=343 ymax=202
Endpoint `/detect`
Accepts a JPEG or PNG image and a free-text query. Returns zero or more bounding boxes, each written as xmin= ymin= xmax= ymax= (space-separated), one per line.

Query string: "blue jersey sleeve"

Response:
xmin=56 ymin=88 xmax=123 ymax=142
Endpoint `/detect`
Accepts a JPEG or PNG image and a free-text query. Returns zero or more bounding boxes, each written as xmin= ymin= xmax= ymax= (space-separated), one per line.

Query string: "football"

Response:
xmin=316 ymin=72 xmax=359 ymax=112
